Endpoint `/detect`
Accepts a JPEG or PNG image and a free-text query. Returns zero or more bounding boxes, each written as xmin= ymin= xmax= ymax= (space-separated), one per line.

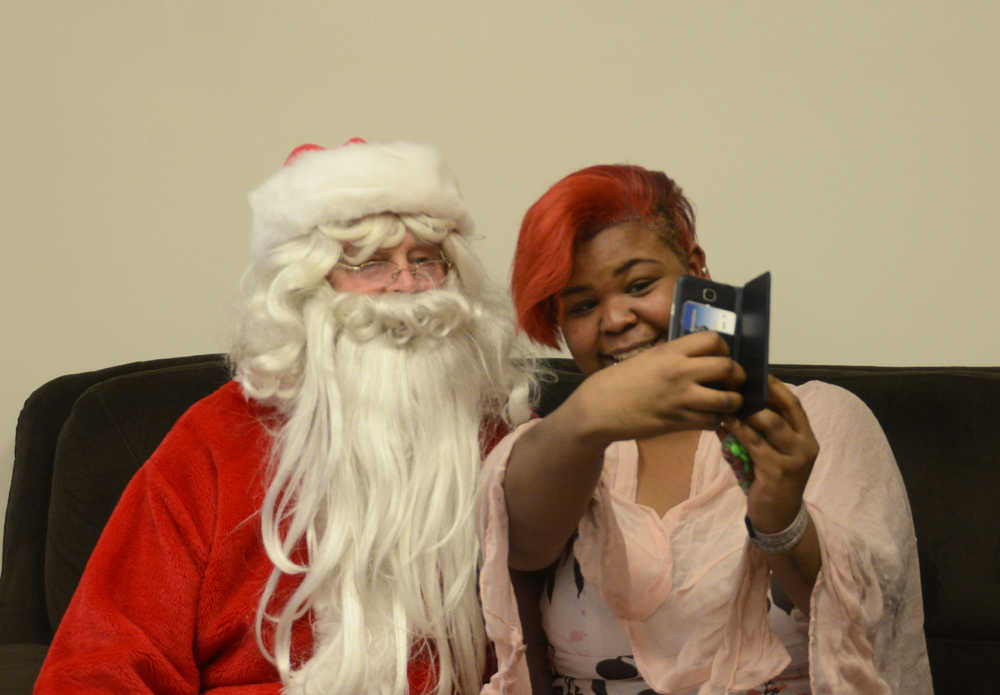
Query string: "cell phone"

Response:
xmin=667 ymin=272 xmax=771 ymax=417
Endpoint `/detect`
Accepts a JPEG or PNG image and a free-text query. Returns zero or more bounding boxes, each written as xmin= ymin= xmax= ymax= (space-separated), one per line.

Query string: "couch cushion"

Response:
xmin=1 ymin=354 xmax=226 ymax=644
xmin=43 ymin=359 xmax=230 ymax=631
xmin=770 ymin=366 xmax=1000 ymax=646
xmin=926 ymin=637 xmax=998 ymax=695
xmin=0 ymin=643 xmax=48 ymax=694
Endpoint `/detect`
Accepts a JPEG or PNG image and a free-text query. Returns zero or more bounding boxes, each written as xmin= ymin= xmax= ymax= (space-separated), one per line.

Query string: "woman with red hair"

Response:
xmin=477 ymin=165 xmax=931 ymax=694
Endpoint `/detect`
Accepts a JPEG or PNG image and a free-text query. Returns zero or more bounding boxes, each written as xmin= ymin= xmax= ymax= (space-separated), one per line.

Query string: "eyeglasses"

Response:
xmin=333 ymin=257 xmax=452 ymax=289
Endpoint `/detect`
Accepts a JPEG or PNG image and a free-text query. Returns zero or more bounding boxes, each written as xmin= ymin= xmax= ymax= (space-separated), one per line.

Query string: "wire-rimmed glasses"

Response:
xmin=333 ymin=257 xmax=452 ymax=290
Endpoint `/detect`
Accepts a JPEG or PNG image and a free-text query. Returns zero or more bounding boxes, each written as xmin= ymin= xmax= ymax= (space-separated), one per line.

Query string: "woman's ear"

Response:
xmin=687 ymin=245 xmax=709 ymax=278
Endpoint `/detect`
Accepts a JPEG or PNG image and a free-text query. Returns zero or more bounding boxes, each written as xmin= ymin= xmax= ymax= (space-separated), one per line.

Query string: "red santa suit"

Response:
xmin=34 ymin=381 xmax=441 ymax=694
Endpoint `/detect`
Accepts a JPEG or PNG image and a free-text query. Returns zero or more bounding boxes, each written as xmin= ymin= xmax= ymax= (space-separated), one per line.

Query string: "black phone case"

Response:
xmin=667 ymin=272 xmax=771 ymax=417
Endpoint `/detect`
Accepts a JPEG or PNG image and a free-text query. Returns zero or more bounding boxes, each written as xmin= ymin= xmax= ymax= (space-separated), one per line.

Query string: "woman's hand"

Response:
xmin=574 ymin=330 xmax=747 ymax=448
xmin=719 ymin=375 xmax=823 ymax=614
xmin=719 ymin=375 xmax=819 ymax=532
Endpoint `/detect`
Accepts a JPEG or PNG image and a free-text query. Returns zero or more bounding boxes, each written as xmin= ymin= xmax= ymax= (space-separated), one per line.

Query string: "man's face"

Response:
xmin=326 ymin=231 xmax=449 ymax=295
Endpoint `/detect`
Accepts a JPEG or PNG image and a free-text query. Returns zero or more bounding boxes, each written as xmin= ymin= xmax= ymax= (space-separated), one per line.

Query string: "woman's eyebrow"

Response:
xmin=559 ymin=284 xmax=590 ymax=298
xmin=559 ymin=258 xmax=662 ymax=297
xmin=612 ymin=257 xmax=660 ymax=276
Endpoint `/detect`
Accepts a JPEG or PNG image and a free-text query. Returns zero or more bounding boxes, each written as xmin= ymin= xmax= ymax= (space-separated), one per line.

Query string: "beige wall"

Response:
xmin=3 ymin=1 xmax=998 ymax=548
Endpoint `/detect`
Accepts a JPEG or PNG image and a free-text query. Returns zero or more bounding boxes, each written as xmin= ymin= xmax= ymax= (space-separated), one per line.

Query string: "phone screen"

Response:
xmin=668 ymin=276 xmax=741 ymax=357
xmin=679 ymin=300 xmax=738 ymax=335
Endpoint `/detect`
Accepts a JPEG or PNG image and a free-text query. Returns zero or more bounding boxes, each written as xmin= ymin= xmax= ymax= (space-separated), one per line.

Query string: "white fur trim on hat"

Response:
xmin=248 ymin=140 xmax=473 ymax=262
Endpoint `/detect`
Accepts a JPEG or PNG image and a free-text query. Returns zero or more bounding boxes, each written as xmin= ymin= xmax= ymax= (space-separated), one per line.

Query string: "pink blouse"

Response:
xmin=476 ymin=381 xmax=932 ymax=694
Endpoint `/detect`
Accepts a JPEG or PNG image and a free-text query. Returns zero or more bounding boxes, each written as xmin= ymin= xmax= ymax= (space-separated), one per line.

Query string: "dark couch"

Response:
xmin=1 ymin=355 xmax=997 ymax=693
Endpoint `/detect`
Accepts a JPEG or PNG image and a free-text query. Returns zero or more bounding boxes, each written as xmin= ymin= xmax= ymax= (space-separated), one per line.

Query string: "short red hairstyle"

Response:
xmin=512 ymin=164 xmax=699 ymax=347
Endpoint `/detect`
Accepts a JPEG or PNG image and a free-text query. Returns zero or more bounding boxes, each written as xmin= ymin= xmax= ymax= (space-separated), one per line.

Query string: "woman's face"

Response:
xmin=556 ymin=221 xmax=705 ymax=376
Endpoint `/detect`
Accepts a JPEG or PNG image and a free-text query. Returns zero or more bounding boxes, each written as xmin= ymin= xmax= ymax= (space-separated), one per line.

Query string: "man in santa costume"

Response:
xmin=35 ymin=139 xmax=535 ymax=694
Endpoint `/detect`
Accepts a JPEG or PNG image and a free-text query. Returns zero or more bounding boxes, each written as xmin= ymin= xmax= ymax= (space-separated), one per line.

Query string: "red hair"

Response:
xmin=512 ymin=164 xmax=698 ymax=347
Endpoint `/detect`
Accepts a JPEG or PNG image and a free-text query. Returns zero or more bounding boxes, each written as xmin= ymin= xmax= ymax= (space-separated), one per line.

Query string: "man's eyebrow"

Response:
xmin=559 ymin=258 xmax=662 ymax=297
xmin=408 ymin=246 xmax=441 ymax=256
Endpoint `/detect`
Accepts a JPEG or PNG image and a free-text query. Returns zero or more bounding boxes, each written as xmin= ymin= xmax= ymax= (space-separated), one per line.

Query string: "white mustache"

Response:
xmin=329 ymin=289 xmax=480 ymax=346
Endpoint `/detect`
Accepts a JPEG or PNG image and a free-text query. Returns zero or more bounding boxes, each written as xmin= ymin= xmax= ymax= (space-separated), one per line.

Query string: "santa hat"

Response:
xmin=248 ymin=138 xmax=473 ymax=262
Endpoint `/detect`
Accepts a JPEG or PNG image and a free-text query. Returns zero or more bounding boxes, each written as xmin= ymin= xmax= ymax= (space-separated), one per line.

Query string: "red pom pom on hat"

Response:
xmin=282 ymin=143 xmax=325 ymax=166
xmin=282 ymin=138 xmax=367 ymax=166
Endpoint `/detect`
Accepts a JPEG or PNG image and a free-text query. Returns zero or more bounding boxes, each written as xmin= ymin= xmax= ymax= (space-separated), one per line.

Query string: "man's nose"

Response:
xmin=386 ymin=266 xmax=420 ymax=293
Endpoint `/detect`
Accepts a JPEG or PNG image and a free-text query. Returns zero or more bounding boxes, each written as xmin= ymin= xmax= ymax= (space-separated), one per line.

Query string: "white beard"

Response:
xmin=262 ymin=287 xmax=525 ymax=695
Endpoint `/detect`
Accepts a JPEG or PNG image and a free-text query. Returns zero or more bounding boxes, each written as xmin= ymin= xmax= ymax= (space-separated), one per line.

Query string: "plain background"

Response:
xmin=3 ymin=1 xmax=997 ymax=552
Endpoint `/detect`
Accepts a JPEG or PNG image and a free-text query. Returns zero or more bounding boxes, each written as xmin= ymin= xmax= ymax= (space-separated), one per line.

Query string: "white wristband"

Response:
xmin=745 ymin=504 xmax=810 ymax=554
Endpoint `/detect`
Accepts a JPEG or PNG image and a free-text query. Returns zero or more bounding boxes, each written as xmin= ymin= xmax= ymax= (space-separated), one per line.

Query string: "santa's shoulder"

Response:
xmin=155 ymin=380 xmax=275 ymax=470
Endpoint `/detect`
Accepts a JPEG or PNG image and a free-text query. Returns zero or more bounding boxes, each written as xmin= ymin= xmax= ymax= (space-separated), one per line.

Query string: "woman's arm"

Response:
xmin=510 ymin=568 xmax=555 ymax=695
xmin=506 ymin=331 xmax=745 ymax=570
xmin=721 ymin=376 xmax=822 ymax=614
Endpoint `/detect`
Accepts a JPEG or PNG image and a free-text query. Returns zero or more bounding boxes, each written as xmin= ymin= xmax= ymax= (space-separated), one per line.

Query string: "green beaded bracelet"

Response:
xmin=720 ymin=435 xmax=754 ymax=490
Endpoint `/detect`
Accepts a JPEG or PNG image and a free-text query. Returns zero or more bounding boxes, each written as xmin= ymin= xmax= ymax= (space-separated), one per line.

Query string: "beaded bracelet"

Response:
xmin=720 ymin=435 xmax=754 ymax=491
xmin=745 ymin=504 xmax=810 ymax=554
